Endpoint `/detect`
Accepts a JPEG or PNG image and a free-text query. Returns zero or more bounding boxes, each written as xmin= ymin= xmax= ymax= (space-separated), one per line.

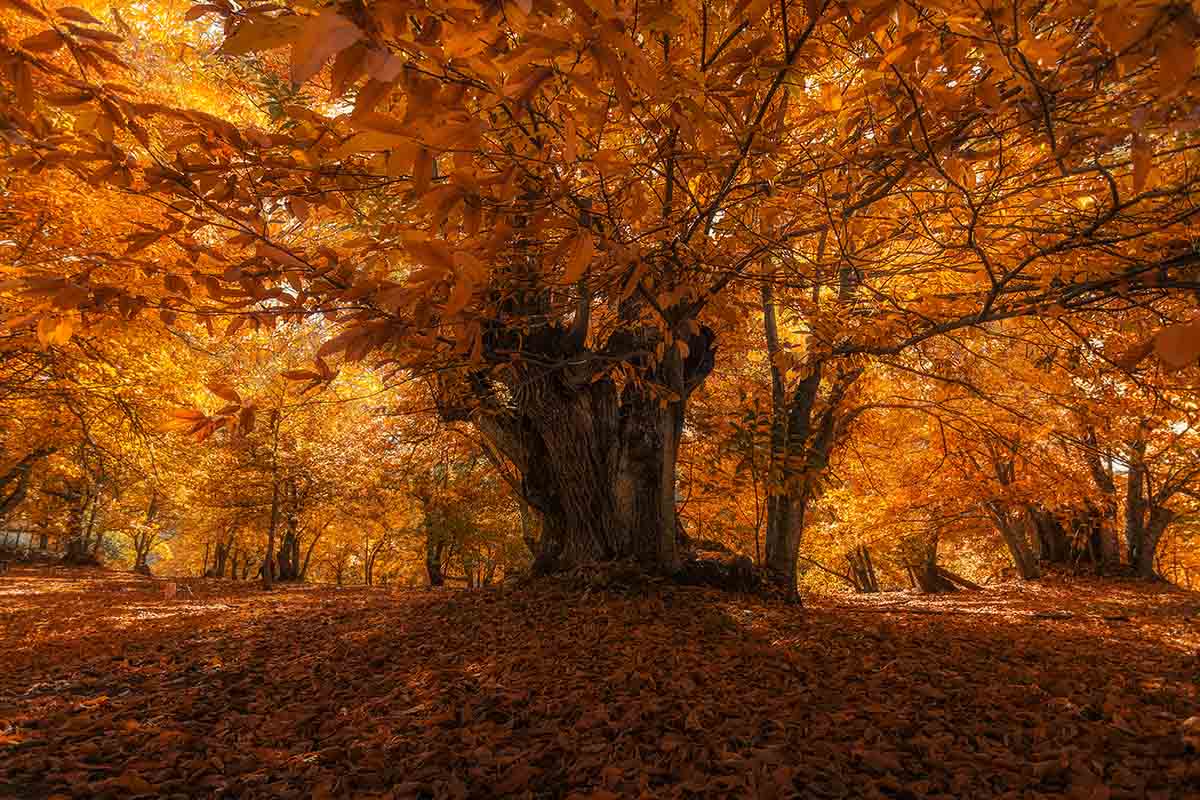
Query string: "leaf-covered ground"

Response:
xmin=1 ymin=568 xmax=1198 ymax=799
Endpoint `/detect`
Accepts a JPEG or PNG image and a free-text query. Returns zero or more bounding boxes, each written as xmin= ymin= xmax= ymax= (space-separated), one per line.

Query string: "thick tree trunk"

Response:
xmin=473 ymin=335 xmax=713 ymax=575
xmin=276 ymin=529 xmax=301 ymax=581
xmin=212 ymin=540 xmax=228 ymax=578
xmin=62 ymin=488 xmax=97 ymax=564
xmin=1028 ymin=506 xmax=1074 ymax=565
xmin=441 ymin=262 xmax=715 ymax=577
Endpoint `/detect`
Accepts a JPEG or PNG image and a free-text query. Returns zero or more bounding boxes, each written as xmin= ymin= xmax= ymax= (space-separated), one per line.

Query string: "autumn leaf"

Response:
xmin=206 ymin=382 xmax=241 ymax=404
xmin=57 ymin=6 xmax=101 ymax=25
xmin=290 ymin=10 xmax=363 ymax=86
xmin=218 ymin=17 xmax=302 ymax=56
xmin=20 ymin=29 xmax=65 ymax=53
xmin=563 ymin=232 xmax=594 ymax=284
xmin=1153 ymin=320 xmax=1200 ymax=371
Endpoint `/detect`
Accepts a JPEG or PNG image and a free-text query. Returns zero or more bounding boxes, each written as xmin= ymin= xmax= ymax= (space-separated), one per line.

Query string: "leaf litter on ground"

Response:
xmin=1 ymin=567 xmax=1198 ymax=799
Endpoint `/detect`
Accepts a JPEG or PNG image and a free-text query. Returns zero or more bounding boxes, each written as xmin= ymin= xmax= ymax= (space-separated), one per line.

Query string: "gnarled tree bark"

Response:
xmin=445 ymin=318 xmax=716 ymax=576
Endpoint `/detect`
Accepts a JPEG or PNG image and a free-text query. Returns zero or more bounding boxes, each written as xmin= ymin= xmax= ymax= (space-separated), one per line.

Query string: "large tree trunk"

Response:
xmin=469 ymin=330 xmax=715 ymax=576
xmin=276 ymin=528 xmax=300 ymax=581
xmin=61 ymin=486 xmax=96 ymax=565
xmin=1028 ymin=505 xmax=1075 ymax=565
xmin=212 ymin=540 xmax=228 ymax=578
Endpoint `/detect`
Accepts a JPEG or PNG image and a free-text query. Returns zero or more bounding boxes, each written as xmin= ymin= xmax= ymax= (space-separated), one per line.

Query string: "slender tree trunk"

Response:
xmin=985 ymin=500 xmax=1040 ymax=579
xmin=1082 ymin=432 xmax=1121 ymax=567
xmin=425 ymin=522 xmax=445 ymax=587
xmin=263 ymin=479 xmax=279 ymax=589
xmin=846 ymin=545 xmax=880 ymax=592
xmin=763 ymin=363 xmax=861 ymax=597
xmin=86 ymin=494 xmax=103 ymax=559
xmin=0 ymin=448 xmax=52 ymax=520
xmin=1136 ymin=506 xmax=1175 ymax=579
xmin=300 ymin=530 xmax=323 ymax=581
xmin=1125 ymin=440 xmax=1146 ymax=566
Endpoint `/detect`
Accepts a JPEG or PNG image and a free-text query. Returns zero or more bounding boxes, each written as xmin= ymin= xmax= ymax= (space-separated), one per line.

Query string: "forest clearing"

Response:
xmin=2 ymin=566 xmax=1199 ymax=799
xmin=4 ymin=0 xmax=1200 ymax=796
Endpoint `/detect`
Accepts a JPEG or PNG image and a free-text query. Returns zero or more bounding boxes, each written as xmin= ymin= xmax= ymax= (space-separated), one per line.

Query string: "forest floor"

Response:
xmin=0 ymin=567 xmax=1198 ymax=799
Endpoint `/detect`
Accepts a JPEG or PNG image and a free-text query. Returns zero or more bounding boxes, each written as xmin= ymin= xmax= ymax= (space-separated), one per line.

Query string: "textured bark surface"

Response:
xmin=462 ymin=325 xmax=716 ymax=576
xmin=485 ymin=369 xmax=684 ymax=574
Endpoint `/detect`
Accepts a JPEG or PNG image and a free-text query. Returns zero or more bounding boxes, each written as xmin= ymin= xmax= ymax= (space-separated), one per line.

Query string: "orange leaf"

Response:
xmin=563 ymin=232 xmax=594 ymax=284
xmin=290 ymin=10 xmax=363 ymax=86
xmin=21 ymin=29 xmax=65 ymax=53
xmin=207 ymin=382 xmax=241 ymax=404
xmin=57 ymin=6 xmax=101 ymax=24
xmin=1153 ymin=320 xmax=1200 ymax=371
xmin=257 ymin=242 xmax=308 ymax=270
